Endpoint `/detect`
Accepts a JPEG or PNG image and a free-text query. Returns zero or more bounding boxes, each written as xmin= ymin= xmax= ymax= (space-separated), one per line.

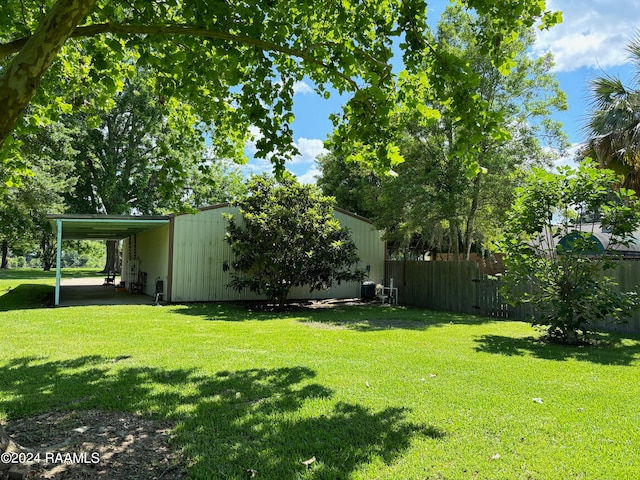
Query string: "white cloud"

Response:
xmin=245 ymin=132 xmax=326 ymax=164
xmin=241 ymin=162 xmax=321 ymax=184
xmin=245 ymin=125 xmax=262 ymax=155
xmin=552 ymin=143 xmax=582 ymax=169
xmin=297 ymin=166 xmax=321 ymax=184
xmin=293 ymin=81 xmax=314 ymax=95
xmin=243 ymin=133 xmax=327 ymax=180
xmin=240 ymin=157 xmax=273 ymax=178
xmin=534 ymin=0 xmax=640 ymax=72
xmin=289 ymin=137 xmax=328 ymax=164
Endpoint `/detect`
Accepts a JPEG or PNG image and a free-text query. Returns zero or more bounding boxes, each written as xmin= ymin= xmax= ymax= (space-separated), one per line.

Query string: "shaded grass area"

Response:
xmin=0 ymin=283 xmax=53 ymax=310
xmin=0 ymin=268 xmax=104 ymax=310
xmin=1 ymin=269 xmax=640 ymax=479
xmin=1 ymin=358 xmax=439 ymax=479
xmin=474 ymin=333 xmax=640 ymax=366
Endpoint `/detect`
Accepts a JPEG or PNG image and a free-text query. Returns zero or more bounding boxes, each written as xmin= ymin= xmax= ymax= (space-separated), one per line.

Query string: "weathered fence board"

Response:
xmin=602 ymin=263 xmax=640 ymax=335
xmin=385 ymin=260 xmax=640 ymax=336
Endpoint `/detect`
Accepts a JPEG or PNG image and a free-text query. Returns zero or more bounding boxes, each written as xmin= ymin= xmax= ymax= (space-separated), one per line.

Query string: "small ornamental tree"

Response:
xmin=500 ymin=161 xmax=640 ymax=344
xmin=223 ymin=174 xmax=365 ymax=308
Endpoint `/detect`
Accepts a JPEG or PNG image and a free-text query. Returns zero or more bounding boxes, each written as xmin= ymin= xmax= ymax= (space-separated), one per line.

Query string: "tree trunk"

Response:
xmin=0 ymin=0 xmax=98 ymax=148
xmin=449 ymin=223 xmax=460 ymax=258
xmin=103 ymin=240 xmax=120 ymax=273
xmin=464 ymin=173 xmax=483 ymax=260
xmin=0 ymin=424 xmax=24 ymax=469
xmin=0 ymin=424 xmax=10 ymax=452
xmin=1 ymin=240 xmax=8 ymax=269
xmin=41 ymin=232 xmax=56 ymax=271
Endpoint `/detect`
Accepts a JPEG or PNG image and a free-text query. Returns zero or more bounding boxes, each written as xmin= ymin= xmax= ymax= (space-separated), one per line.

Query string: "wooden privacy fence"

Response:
xmin=384 ymin=260 xmax=640 ymax=336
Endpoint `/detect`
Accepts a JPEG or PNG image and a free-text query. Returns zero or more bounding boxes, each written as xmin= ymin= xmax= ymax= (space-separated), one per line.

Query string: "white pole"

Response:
xmin=55 ymin=219 xmax=62 ymax=306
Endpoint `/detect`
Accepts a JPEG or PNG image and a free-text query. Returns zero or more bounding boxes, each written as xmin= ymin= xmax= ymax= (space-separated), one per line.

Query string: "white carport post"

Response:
xmin=55 ymin=219 xmax=62 ymax=306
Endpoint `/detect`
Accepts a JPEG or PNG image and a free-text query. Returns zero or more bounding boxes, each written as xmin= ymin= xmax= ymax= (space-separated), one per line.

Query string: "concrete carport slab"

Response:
xmin=57 ymin=277 xmax=155 ymax=307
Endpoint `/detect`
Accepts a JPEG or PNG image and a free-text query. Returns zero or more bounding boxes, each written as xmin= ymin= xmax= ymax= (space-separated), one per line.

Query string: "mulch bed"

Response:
xmin=1 ymin=410 xmax=186 ymax=480
xmin=236 ymin=297 xmax=379 ymax=312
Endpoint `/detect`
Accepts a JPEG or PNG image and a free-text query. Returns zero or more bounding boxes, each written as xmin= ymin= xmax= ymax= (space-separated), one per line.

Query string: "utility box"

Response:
xmin=361 ymin=281 xmax=376 ymax=300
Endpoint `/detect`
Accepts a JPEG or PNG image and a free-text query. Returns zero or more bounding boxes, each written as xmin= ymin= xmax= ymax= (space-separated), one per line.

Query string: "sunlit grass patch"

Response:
xmin=1 ymin=269 xmax=639 ymax=479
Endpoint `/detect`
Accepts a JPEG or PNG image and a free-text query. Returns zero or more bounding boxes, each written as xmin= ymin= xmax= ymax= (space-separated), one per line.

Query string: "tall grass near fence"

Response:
xmin=386 ymin=260 xmax=640 ymax=335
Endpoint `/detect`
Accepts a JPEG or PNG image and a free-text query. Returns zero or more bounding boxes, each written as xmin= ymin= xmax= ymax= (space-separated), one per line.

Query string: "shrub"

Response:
xmin=500 ymin=161 xmax=640 ymax=344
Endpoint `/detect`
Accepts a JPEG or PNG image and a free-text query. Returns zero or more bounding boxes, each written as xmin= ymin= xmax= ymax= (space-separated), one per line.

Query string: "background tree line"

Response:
xmin=0 ymin=0 xmax=560 ymax=274
xmin=0 ymin=71 xmax=247 ymax=271
xmin=318 ymin=8 xmax=569 ymax=260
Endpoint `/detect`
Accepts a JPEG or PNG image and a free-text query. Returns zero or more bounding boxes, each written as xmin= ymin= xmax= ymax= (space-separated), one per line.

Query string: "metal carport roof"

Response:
xmin=46 ymin=214 xmax=171 ymax=305
xmin=47 ymin=214 xmax=171 ymax=241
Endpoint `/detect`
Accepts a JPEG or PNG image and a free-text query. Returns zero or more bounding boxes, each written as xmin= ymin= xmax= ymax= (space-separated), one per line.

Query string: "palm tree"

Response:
xmin=582 ymin=33 xmax=640 ymax=193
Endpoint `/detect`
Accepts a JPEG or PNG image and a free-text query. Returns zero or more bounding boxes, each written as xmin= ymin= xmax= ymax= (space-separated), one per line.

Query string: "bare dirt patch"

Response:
xmin=236 ymin=297 xmax=378 ymax=312
xmin=1 ymin=410 xmax=186 ymax=480
xmin=300 ymin=298 xmax=378 ymax=309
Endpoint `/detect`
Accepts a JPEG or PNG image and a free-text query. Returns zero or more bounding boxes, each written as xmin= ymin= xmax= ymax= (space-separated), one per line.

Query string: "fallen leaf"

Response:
xmin=365 ymin=381 xmax=370 ymax=388
xmin=532 ymin=397 xmax=543 ymax=404
xmin=489 ymin=453 xmax=501 ymax=461
xmin=302 ymin=456 xmax=316 ymax=466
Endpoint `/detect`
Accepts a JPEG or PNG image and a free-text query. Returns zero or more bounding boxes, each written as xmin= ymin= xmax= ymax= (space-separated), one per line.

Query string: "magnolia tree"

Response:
xmin=500 ymin=161 xmax=640 ymax=344
xmin=223 ymin=175 xmax=364 ymax=308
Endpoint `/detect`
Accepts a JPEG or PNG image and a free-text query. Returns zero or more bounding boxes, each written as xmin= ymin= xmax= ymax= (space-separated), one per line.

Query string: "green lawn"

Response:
xmin=1 ymin=269 xmax=640 ymax=479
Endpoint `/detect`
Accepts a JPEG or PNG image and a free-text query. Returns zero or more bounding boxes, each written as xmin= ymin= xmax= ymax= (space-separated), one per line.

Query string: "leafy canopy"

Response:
xmin=0 ymin=122 xmax=76 ymax=270
xmin=223 ymin=175 xmax=364 ymax=307
xmin=320 ymin=6 xmax=568 ymax=258
xmin=0 ymin=0 xmax=561 ymax=185
xmin=60 ymin=70 xmax=208 ymax=216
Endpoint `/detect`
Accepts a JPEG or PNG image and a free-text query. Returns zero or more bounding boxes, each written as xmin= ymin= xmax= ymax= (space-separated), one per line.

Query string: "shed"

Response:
xmin=49 ymin=204 xmax=385 ymax=305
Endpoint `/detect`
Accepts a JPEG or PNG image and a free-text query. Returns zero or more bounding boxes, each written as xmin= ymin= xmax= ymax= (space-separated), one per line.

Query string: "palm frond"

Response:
xmin=581 ymin=32 xmax=640 ymax=194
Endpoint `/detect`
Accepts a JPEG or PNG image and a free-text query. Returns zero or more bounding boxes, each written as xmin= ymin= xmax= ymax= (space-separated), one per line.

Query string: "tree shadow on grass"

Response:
xmin=297 ymin=307 xmax=496 ymax=332
xmin=474 ymin=334 xmax=640 ymax=366
xmin=0 ymin=356 xmax=443 ymax=479
xmin=0 ymin=284 xmax=53 ymax=311
xmin=174 ymin=302 xmax=495 ymax=332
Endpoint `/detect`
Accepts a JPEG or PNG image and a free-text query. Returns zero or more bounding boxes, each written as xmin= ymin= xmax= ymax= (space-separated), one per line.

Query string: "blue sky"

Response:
xmin=244 ymin=0 xmax=640 ymax=182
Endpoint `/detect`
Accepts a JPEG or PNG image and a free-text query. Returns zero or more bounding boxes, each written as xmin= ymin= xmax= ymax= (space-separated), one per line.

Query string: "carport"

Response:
xmin=47 ymin=214 xmax=170 ymax=306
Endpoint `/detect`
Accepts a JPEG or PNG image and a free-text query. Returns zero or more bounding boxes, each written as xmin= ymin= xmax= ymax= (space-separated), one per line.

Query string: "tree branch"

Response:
xmin=0 ymin=22 xmax=360 ymax=90
xmin=0 ymin=0 xmax=98 ymax=149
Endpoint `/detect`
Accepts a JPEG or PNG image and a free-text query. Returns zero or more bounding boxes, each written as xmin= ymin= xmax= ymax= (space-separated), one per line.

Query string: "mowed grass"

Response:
xmin=1 ymin=269 xmax=640 ymax=479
